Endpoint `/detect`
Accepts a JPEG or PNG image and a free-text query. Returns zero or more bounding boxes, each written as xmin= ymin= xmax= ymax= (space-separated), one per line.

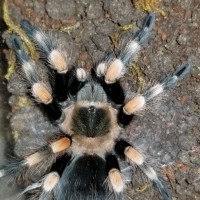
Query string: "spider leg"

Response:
xmin=115 ymin=140 xmax=172 ymax=200
xmin=68 ymin=67 xmax=87 ymax=97
xmin=11 ymin=182 xmax=43 ymax=199
xmin=36 ymin=154 xmax=71 ymax=199
xmin=93 ymin=52 xmax=125 ymax=104
xmin=9 ymin=34 xmax=63 ymax=121
xmin=0 ymin=137 xmax=71 ymax=179
xmin=105 ymin=154 xmax=124 ymax=193
xmin=11 ymin=172 xmax=60 ymax=199
xmin=37 ymin=172 xmax=60 ymax=199
xmin=118 ymin=63 xmax=191 ymax=126
xmin=104 ymin=13 xmax=155 ymax=84
xmin=93 ymin=13 xmax=155 ymax=105
xmin=8 ymin=154 xmax=72 ymax=199
xmin=20 ymin=20 xmax=87 ymax=101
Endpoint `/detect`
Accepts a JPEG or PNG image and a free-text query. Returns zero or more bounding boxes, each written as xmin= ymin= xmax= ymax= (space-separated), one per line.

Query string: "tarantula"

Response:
xmin=0 ymin=13 xmax=191 ymax=200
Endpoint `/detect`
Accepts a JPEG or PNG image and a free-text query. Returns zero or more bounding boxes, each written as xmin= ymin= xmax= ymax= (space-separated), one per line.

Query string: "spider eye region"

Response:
xmin=72 ymin=105 xmax=111 ymax=138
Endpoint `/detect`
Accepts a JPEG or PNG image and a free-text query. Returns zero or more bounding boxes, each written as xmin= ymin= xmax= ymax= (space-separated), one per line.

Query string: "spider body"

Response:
xmin=0 ymin=13 xmax=191 ymax=200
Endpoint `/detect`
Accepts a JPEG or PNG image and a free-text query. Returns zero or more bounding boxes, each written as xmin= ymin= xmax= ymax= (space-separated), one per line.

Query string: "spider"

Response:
xmin=0 ymin=13 xmax=191 ymax=200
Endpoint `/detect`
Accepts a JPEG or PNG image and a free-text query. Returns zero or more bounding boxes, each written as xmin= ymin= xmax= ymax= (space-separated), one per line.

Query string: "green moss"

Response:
xmin=3 ymin=0 xmax=37 ymax=80
xmin=119 ymin=23 xmax=136 ymax=31
xmin=130 ymin=63 xmax=145 ymax=93
xmin=12 ymin=130 xmax=20 ymax=141
xmin=15 ymin=96 xmax=32 ymax=108
xmin=134 ymin=0 xmax=166 ymax=16
xmin=135 ymin=183 xmax=151 ymax=192
xmin=60 ymin=22 xmax=81 ymax=34
xmin=5 ymin=50 xmax=16 ymax=80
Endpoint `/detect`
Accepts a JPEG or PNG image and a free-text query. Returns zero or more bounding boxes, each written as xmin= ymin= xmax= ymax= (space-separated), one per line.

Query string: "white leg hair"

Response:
xmin=123 ymin=63 xmax=191 ymax=115
xmin=7 ymin=172 xmax=59 ymax=200
xmin=107 ymin=169 xmax=124 ymax=193
xmin=20 ymin=20 xmax=70 ymax=74
xmin=10 ymin=35 xmax=53 ymax=105
xmin=76 ymin=68 xmax=87 ymax=82
xmin=100 ymin=13 xmax=156 ymax=84
xmin=126 ymin=148 xmax=171 ymax=200
xmin=115 ymin=140 xmax=171 ymax=200
xmin=0 ymin=137 xmax=70 ymax=179
xmin=6 ymin=182 xmax=42 ymax=200
xmin=96 ymin=51 xmax=114 ymax=77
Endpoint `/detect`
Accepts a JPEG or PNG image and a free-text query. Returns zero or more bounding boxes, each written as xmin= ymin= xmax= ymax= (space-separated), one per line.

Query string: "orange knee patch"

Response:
xmin=124 ymin=147 xmax=144 ymax=165
xmin=43 ymin=172 xmax=60 ymax=192
xmin=50 ymin=137 xmax=71 ymax=153
xmin=32 ymin=83 xmax=52 ymax=104
xmin=105 ymin=59 xmax=124 ymax=84
xmin=26 ymin=152 xmax=46 ymax=167
xmin=123 ymin=95 xmax=145 ymax=115
xmin=49 ymin=50 xmax=68 ymax=73
xmin=108 ymin=168 xmax=124 ymax=193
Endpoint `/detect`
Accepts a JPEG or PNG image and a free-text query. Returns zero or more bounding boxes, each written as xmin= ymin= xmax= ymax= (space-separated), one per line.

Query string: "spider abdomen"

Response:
xmin=57 ymin=155 xmax=108 ymax=200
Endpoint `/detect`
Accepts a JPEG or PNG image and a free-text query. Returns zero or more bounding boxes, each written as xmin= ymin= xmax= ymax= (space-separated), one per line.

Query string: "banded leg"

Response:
xmin=68 ymin=67 xmax=87 ymax=97
xmin=103 ymin=13 xmax=155 ymax=84
xmin=94 ymin=52 xmax=125 ymax=104
xmin=118 ymin=63 xmax=191 ymax=126
xmin=10 ymin=35 xmax=62 ymax=121
xmin=95 ymin=13 xmax=155 ymax=104
xmin=106 ymin=154 xmax=124 ymax=193
xmin=20 ymin=20 xmax=87 ymax=101
xmin=115 ymin=140 xmax=171 ymax=200
xmin=11 ymin=153 xmax=72 ymax=199
xmin=38 ymin=154 xmax=71 ymax=199
xmin=0 ymin=137 xmax=71 ymax=179
xmin=13 ymin=172 xmax=60 ymax=199
xmin=39 ymin=172 xmax=60 ymax=199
